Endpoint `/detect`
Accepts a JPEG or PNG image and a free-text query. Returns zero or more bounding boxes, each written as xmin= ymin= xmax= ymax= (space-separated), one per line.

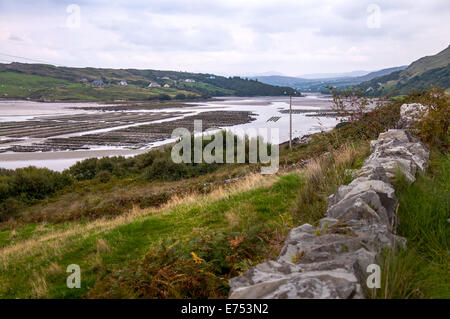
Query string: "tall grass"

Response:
xmin=292 ymin=142 xmax=369 ymax=225
xmin=374 ymin=150 xmax=449 ymax=298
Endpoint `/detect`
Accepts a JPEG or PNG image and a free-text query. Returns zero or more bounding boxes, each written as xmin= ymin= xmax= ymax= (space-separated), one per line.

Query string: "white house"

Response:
xmin=184 ymin=79 xmax=195 ymax=83
xmin=92 ymin=80 xmax=105 ymax=87
xmin=148 ymin=82 xmax=161 ymax=88
xmin=117 ymin=81 xmax=128 ymax=86
xmin=163 ymin=84 xmax=170 ymax=88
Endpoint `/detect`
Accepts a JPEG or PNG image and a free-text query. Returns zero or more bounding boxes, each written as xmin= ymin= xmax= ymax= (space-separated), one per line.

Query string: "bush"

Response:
xmin=97 ymin=170 xmax=112 ymax=183
xmin=411 ymin=87 xmax=449 ymax=150
xmin=86 ymin=243 xmax=228 ymax=298
xmin=0 ymin=167 xmax=73 ymax=220
xmin=175 ymin=93 xmax=186 ymax=100
xmin=145 ymin=156 xmax=188 ymax=181
xmin=7 ymin=167 xmax=73 ymax=201
xmin=67 ymin=156 xmax=129 ymax=181
xmin=328 ymin=86 xmax=401 ymax=140
xmin=157 ymin=93 xmax=171 ymax=101
xmin=0 ymin=198 xmax=21 ymax=222
xmin=86 ymin=224 xmax=281 ymax=298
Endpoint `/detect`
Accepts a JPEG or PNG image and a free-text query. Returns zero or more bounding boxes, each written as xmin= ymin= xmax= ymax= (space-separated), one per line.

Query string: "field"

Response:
xmin=0 ymin=72 xmax=198 ymax=101
xmin=0 ymin=117 xmax=373 ymax=298
xmin=0 ymin=89 xmax=447 ymax=299
xmin=0 ymin=63 xmax=297 ymax=101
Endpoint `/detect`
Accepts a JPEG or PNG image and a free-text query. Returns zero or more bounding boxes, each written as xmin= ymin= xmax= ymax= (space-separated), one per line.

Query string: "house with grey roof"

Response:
xmin=92 ymin=80 xmax=105 ymax=87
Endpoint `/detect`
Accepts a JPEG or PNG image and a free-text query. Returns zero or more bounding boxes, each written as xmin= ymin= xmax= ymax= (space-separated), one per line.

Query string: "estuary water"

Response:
xmin=0 ymin=93 xmax=338 ymax=171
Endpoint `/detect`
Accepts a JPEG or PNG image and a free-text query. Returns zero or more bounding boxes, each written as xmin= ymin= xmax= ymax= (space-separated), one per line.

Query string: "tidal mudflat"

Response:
xmin=0 ymin=94 xmax=338 ymax=170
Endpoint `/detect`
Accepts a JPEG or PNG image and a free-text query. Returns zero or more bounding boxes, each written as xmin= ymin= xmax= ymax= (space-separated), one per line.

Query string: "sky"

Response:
xmin=0 ymin=0 xmax=449 ymax=76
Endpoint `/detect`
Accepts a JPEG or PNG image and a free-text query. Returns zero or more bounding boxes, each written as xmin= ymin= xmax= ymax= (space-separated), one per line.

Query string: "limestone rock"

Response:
xmin=229 ymin=116 xmax=428 ymax=299
xmin=397 ymin=103 xmax=428 ymax=129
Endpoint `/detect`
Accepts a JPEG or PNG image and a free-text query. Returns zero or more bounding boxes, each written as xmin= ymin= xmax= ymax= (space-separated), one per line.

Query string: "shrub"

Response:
xmin=86 ymin=243 xmax=228 ymax=299
xmin=328 ymin=86 xmax=401 ymax=140
xmin=7 ymin=167 xmax=72 ymax=201
xmin=0 ymin=198 xmax=21 ymax=221
xmin=86 ymin=223 xmax=282 ymax=298
xmin=0 ymin=167 xmax=73 ymax=220
xmin=157 ymin=93 xmax=171 ymax=101
xmin=145 ymin=156 xmax=188 ymax=181
xmin=175 ymin=93 xmax=186 ymax=100
xmin=97 ymin=170 xmax=112 ymax=183
xmin=67 ymin=156 xmax=129 ymax=181
xmin=411 ymin=86 xmax=449 ymax=150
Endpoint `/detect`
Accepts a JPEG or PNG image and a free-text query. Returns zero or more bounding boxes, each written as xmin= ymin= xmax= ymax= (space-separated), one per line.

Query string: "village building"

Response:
xmin=91 ymin=80 xmax=105 ymax=87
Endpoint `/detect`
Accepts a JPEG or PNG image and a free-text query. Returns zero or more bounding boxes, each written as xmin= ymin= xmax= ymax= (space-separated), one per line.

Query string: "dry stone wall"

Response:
xmin=228 ymin=104 xmax=429 ymax=299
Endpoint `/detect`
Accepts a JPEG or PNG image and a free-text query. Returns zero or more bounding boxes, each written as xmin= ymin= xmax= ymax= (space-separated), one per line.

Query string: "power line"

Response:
xmin=0 ymin=52 xmax=56 ymax=65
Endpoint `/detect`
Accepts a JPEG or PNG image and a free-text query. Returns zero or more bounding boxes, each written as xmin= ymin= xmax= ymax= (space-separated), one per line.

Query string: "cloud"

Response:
xmin=0 ymin=0 xmax=448 ymax=75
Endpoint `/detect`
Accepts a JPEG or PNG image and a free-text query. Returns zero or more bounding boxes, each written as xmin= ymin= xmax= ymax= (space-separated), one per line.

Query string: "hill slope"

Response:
xmin=253 ymin=66 xmax=407 ymax=92
xmin=0 ymin=63 xmax=297 ymax=101
xmin=359 ymin=45 xmax=450 ymax=95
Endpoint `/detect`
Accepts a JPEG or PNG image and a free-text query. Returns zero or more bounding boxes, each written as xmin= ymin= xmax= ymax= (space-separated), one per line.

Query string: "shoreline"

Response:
xmin=0 ymin=149 xmax=148 ymax=162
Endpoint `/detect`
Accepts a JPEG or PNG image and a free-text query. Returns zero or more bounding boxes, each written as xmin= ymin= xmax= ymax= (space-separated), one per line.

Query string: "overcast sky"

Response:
xmin=0 ymin=0 xmax=449 ymax=76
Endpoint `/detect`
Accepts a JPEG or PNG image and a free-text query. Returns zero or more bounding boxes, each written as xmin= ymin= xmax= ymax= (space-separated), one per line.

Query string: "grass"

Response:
xmin=0 ymin=173 xmax=286 ymax=298
xmin=0 ymin=138 xmax=370 ymax=298
xmin=292 ymin=140 xmax=369 ymax=225
xmin=0 ymin=71 xmax=199 ymax=101
xmin=27 ymin=84 xmax=198 ymax=102
xmin=0 ymin=72 xmax=66 ymax=98
xmin=373 ymin=149 xmax=449 ymax=299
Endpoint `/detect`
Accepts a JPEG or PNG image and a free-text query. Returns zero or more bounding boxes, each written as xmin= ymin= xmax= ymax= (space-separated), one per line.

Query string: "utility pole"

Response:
xmin=289 ymin=94 xmax=292 ymax=149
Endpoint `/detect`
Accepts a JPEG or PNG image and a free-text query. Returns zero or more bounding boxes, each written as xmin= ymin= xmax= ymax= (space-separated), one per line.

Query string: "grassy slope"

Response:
xmin=0 ymin=63 xmax=297 ymax=101
xmin=0 ymin=173 xmax=295 ymax=298
xmin=402 ymin=45 xmax=450 ymax=79
xmin=0 ymin=71 xmax=198 ymax=101
xmin=0 ymin=136 xmax=370 ymax=298
xmin=0 ymin=91 xmax=446 ymax=298
xmin=0 ymin=72 xmax=66 ymax=99
xmin=375 ymin=149 xmax=449 ymax=299
xmin=358 ymin=45 xmax=450 ymax=95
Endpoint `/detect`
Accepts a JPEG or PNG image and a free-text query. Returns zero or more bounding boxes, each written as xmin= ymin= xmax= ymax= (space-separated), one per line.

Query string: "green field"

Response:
xmin=0 ymin=63 xmax=297 ymax=101
xmin=0 ymin=72 xmax=199 ymax=101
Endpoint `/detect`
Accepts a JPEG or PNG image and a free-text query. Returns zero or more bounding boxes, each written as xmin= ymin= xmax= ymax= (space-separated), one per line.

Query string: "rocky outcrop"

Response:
xmin=397 ymin=103 xmax=427 ymax=130
xmin=229 ymin=104 xmax=429 ymax=299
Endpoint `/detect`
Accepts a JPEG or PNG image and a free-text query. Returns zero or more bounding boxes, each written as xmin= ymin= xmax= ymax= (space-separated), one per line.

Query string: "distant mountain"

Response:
xmin=0 ymin=63 xmax=297 ymax=101
xmin=358 ymin=45 xmax=450 ymax=95
xmin=252 ymin=65 xmax=408 ymax=93
xmin=297 ymin=70 xmax=369 ymax=79
xmin=355 ymin=66 xmax=408 ymax=82
xmin=242 ymin=71 xmax=285 ymax=77
xmin=249 ymin=75 xmax=311 ymax=87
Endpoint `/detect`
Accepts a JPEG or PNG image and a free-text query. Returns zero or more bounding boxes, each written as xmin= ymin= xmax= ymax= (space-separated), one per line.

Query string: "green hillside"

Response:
xmin=359 ymin=45 xmax=450 ymax=96
xmin=0 ymin=63 xmax=297 ymax=101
